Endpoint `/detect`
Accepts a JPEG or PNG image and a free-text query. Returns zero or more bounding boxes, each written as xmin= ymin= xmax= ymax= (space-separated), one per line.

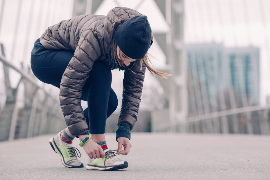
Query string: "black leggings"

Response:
xmin=31 ymin=47 xmax=118 ymax=134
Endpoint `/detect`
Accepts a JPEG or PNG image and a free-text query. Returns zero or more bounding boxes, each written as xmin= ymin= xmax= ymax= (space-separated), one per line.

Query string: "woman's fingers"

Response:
xmin=88 ymin=152 xmax=93 ymax=159
xmin=94 ymin=149 xmax=100 ymax=158
xmin=99 ymin=147 xmax=105 ymax=158
xmin=124 ymin=144 xmax=131 ymax=154
xmin=119 ymin=145 xmax=130 ymax=155
xmin=117 ymin=137 xmax=132 ymax=155
xmin=83 ymin=139 xmax=104 ymax=159
xmin=117 ymin=140 xmax=123 ymax=153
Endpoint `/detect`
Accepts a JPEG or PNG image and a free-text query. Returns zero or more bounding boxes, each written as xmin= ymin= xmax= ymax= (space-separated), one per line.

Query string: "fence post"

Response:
xmin=0 ymin=43 xmax=20 ymax=141
xmin=35 ymin=93 xmax=48 ymax=136
xmin=245 ymin=112 xmax=253 ymax=134
xmin=221 ymin=116 xmax=229 ymax=134
xmin=232 ymin=114 xmax=239 ymax=134
xmin=27 ymin=89 xmax=39 ymax=138
xmin=16 ymin=77 xmax=38 ymax=139
xmin=261 ymin=109 xmax=270 ymax=135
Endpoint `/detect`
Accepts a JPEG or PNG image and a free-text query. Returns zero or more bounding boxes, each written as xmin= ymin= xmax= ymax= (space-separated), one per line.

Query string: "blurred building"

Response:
xmin=225 ymin=47 xmax=260 ymax=106
xmin=186 ymin=44 xmax=260 ymax=117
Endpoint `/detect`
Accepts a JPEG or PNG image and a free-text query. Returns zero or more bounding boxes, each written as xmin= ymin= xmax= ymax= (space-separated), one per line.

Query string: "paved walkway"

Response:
xmin=0 ymin=133 xmax=269 ymax=180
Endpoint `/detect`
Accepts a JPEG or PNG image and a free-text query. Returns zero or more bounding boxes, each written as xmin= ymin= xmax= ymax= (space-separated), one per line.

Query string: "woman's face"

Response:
xmin=117 ymin=46 xmax=136 ymax=66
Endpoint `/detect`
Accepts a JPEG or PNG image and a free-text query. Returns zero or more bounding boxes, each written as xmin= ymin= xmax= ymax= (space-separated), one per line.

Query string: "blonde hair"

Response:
xmin=111 ymin=39 xmax=171 ymax=79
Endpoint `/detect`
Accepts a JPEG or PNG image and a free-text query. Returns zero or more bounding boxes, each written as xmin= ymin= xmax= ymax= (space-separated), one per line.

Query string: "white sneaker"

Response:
xmin=49 ymin=132 xmax=83 ymax=168
xmin=86 ymin=150 xmax=128 ymax=170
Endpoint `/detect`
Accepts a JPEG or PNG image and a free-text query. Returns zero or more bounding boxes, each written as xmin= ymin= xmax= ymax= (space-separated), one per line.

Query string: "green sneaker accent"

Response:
xmin=49 ymin=132 xmax=83 ymax=168
xmin=86 ymin=150 xmax=128 ymax=170
xmin=90 ymin=158 xmax=106 ymax=166
xmin=57 ymin=145 xmax=72 ymax=159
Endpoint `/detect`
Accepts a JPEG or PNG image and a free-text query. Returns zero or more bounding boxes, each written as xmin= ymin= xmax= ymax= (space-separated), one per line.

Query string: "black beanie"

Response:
xmin=114 ymin=15 xmax=152 ymax=59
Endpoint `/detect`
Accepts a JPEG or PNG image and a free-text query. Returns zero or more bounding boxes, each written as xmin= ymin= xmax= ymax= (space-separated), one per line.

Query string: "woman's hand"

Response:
xmin=117 ymin=137 xmax=132 ymax=155
xmin=79 ymin=135 xmax=105 ymax=159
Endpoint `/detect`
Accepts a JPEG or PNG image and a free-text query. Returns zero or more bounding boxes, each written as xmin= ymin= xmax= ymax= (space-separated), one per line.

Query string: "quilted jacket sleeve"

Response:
xmin=59 ymin=29 xmax=101 ymax=136
xmin=118 ymin=60 xmax=147 ymax=130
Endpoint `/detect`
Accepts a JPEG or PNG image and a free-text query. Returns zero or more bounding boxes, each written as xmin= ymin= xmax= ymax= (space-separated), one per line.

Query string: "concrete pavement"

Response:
xmin=0 ymin=133 xmax=269 ymax=180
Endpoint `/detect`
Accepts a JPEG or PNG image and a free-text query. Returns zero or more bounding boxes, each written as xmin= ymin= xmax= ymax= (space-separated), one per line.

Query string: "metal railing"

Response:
xmin=0 ymin=0 xmax=74 ymax=141
xmin=0 ymin=43 xmax=65 ymax=141
xmin=152 ymin=105 xmax=270 ymax=135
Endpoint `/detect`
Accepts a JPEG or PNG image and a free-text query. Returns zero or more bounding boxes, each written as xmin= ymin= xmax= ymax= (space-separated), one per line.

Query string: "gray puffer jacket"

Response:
xmin=40 ymin=7 xmax=148 ymax=136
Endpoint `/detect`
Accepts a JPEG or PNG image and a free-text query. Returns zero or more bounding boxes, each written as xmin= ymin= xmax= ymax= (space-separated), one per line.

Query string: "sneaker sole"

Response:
xmin=49 ymin=137 xmax=84 ymax=168
xmin=86 ymin=161 xmax=128 ymax=171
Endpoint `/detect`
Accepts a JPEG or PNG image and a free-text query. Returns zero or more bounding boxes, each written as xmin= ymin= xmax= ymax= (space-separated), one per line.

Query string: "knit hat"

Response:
xmin=114 ymin=15 xmax=152 ymax=59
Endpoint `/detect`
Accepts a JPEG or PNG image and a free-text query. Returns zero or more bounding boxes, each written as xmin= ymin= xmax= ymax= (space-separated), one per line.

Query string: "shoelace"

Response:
xmin=68 ymin=147 xmax=81 ymax=158
xmin=105 ymin=150 xmax=118 ymax=159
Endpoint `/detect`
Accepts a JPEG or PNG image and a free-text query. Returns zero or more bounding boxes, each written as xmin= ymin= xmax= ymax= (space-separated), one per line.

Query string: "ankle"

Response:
xmin=91 ymin=134 xmax=105 ymax=143
xmin=61 ymin=129 xmax=74 ymax=144
xmin=65 ymin=128 xmax=75 ymax=138
xmin=97 ymin=141 xmax=108 ymax=151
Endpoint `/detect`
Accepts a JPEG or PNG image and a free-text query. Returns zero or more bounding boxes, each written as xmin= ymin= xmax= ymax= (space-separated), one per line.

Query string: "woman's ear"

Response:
xmin=149 ymin=37 xmax=153 ymax=48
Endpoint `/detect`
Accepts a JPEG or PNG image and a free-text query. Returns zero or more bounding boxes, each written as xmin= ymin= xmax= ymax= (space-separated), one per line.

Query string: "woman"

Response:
xmin=31 ymin=7 xmax=170 ymax=171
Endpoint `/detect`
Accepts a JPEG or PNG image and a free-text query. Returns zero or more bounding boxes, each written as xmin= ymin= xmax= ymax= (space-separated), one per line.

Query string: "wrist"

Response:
xmin=79 ymin=135 xmax=91 ymax=147
xmin=78 ymin=134 xmax=89 ymax=141
xmin=116 ymin=124 xmax=131 ymax=141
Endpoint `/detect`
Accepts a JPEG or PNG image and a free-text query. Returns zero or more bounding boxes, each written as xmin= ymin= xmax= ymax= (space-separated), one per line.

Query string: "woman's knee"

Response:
xmin=109 ymin=97 xmax=118 ymax=112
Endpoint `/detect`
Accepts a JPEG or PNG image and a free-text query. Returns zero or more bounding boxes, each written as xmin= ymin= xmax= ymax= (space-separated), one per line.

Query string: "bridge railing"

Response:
xmin=0 ymin=43 xmax=66 ymax=141
xmin=0 ymin=0 xmax=74 ymax=142
xmin=152 ymin=106 xmax=270 ymax=135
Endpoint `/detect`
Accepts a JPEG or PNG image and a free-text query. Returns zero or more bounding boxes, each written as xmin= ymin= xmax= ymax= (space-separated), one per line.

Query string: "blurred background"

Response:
xmin=0 ymin=0 xmax=270 ymax=142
